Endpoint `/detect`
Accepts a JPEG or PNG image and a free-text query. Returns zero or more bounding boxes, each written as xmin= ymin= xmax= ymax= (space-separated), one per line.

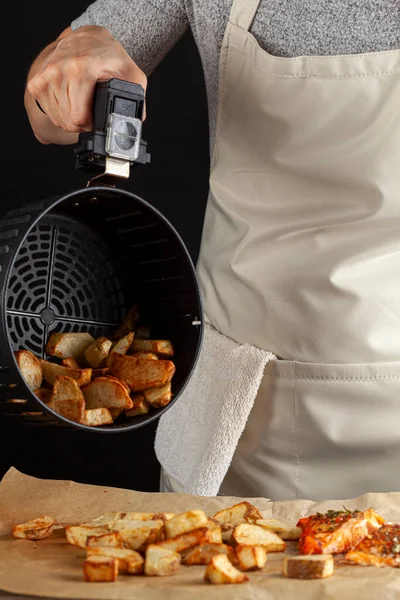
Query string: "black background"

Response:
xmin=1 ymin=1 xmax=210 ymax=490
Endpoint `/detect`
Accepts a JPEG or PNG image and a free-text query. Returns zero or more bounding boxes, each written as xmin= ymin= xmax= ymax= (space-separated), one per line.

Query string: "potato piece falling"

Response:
xmin=14 ymin=350 xmax=43 ymax=391
xmin=109 ymin=353 xmax=175 ymax=392
xmin=84 ymin=337 xmax=113 ymax=368
xmin=204 ymin=554 xmax=249 ymax=584
xmin=45 ymin=332 xmax=94 ymax=360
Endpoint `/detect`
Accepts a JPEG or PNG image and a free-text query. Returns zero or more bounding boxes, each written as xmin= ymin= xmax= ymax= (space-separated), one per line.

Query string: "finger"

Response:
xmin=67 ymin=76 xmax=96 ymax=132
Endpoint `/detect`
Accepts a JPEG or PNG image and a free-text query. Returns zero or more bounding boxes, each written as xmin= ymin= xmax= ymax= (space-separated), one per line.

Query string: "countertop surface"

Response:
xmin=0 ymin=594 xmax=39 ymax=599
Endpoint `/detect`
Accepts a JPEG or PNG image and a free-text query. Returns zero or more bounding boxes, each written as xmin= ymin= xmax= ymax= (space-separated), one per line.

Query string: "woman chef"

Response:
xmin=24 ymin=0 xmax=400 ymax=501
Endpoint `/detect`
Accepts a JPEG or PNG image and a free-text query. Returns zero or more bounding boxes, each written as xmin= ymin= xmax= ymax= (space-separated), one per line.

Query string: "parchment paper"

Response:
xmin=2 ymin=467 xmax=400 ymax=599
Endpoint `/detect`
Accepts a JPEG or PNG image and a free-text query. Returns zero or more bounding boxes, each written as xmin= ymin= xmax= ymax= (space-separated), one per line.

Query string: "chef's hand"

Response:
xmin=25 ymin=25 xmax=147 ymax=145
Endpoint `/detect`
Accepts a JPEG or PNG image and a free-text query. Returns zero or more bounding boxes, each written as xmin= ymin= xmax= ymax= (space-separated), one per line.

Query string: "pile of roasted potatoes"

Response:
xmin=12 ymin=501 xmax=313 ymax=585
xmin=12 ymin=308 xmax=175 ymax=426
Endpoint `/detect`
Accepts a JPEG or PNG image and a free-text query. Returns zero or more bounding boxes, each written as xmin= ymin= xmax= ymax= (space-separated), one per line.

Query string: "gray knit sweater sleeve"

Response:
xmin=71 ymin=0 xmax=189 ymax=75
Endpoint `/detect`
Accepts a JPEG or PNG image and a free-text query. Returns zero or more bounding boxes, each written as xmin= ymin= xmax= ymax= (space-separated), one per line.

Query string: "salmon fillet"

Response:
xmin=344 ymin=524 xmax=400 ymax=567
xmin=297 ymin=508 xmax=384 ymax=555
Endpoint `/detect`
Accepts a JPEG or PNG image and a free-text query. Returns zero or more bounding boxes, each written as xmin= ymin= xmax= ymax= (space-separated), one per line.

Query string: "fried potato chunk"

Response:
xmin=221 ymin=525 xmax=235 ymax=544
xmin=49 ymin=376 xmax=85 ymax=423
xmin=143 ymin=382 xmax=172 ymax=408
xmin=125 ymin=393 xmax=151 ymax=418
xmin=34 ymin=387 xmax=52 ymax=404
xmin=83 ymin=555 xmax=118 ymax=582
xmin=81 ymin=408 xmax=113 ymax=427
xmin=87 ymin=547 xmax=144 ymax=575
xmin=113 ymin=519 xmax=164 ymax=552
xmin=92 ymin=368 xmax=109 ymax=378
xmin=121 ymin=512 xmax=175 ymax=522
xmin=84 ymin=337 xmax=113 ymax=368
xmin=82 ymin=377 xmax=133 ymax=410
xmin=282 ymin=554 xmax=334 ymax=579
xmin=165 ymin=510 xmax=209 ymax=539
xmin=40 ymin=360 xmax=92 ymax=387
xmin=61 ymin=357 xmax=81 ymax=369
xmin=130 ymin=352 xmax=159 ymax=360
xmin=109 ymin=408 xmax=124 ymax=420
xmin=129 ymin=339 xmax=174 ymax=358
xmin=46 ymin=332 xmax=94 ymax=360
xmin=65 ymin=525 xmax=110 ymax=548
xmin=204 ymin=554 xmax=249 ymax=584
xmin=235 ymin=545 xmax=267 ymax=571
xmin=109 ymin=353 xmax=175 ymax=391
xmin=155 ymin=528 xmax=209 ymax=553
xmin=181 ymin=543 xmax=236 ymax=566
xmin=144 ymin=544 xmax=181 ymax=576
xmin=12 ymin=516 xmax=55 ymax=540
xmin=14 ymin=350 xmax=43 ymax=391
xmin=232 ymin=524 xmax=286 ymax=553
xmin=256 ymin=518 xmax=301 ymax=541
xmin=103 ymin=375 xmax=131 ymax=392
xmin=213 ymin=502 xmax=263 ymax=527
xmin=88 ymin=512 xmax=126 ymax=528
xmin=204 ymin=518 xmax=223 ymax=544
xmin=87 ymin=532 xmax=124 ymax=548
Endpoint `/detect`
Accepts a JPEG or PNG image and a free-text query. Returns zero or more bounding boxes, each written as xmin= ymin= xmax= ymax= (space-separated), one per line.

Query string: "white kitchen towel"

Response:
xmin=154 ymin=322 xmax=276 ymax=496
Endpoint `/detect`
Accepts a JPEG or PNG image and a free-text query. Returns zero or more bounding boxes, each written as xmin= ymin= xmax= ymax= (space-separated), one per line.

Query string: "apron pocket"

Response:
xmin=279 ymin=359 xmax=400 ymax=501
xmin=221 ymin=359 xmax=400 ymax=502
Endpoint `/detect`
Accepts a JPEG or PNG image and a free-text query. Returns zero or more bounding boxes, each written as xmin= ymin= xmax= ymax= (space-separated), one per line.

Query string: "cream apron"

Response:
xmin=162 ymin=0 xmax=400 ymax=500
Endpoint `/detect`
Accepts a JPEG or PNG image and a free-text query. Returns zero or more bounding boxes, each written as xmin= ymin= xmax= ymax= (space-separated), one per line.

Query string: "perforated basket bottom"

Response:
xmin=7 ymin=214 xmax=126 ymax=357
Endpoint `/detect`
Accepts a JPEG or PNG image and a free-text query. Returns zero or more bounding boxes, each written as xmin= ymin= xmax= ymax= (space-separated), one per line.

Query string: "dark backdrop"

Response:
xmin=0 ymin=1 xmax=210 ymax=490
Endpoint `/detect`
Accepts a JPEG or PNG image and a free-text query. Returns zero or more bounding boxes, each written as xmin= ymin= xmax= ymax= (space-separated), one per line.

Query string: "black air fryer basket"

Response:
xmin=0 ymin=80 xmax=203 ymax=432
